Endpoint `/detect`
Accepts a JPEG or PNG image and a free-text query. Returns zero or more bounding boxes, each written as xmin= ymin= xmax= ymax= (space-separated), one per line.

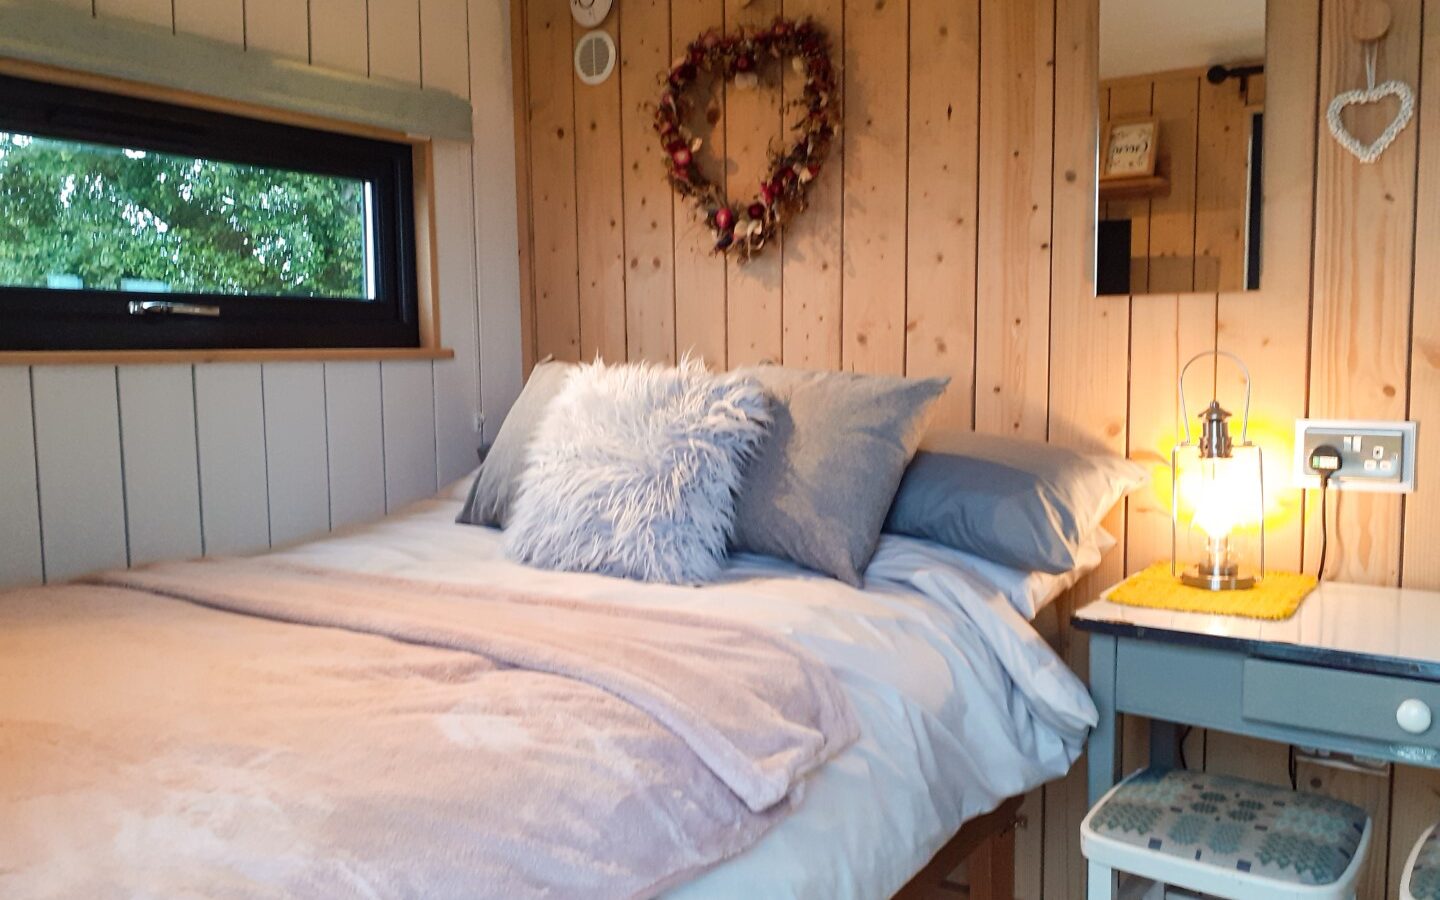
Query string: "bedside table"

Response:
xmin=1074 ymin=581 xmax=1440 ymax=800
xmin=1074 ymin=581 xmax=1440 ymax=898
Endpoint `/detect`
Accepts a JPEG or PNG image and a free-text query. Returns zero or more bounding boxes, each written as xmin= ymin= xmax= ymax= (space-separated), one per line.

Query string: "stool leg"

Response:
xmin=1087 ymin=861 xmax=1116 ymax=900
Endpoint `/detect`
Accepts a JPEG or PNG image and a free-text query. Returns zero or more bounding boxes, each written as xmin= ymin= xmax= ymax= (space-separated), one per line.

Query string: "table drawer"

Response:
xmin=1242 ymin=658 xmax=1440 ymax=752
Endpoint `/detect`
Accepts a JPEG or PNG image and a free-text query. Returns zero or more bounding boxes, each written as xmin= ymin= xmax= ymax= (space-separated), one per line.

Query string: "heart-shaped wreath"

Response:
xmin=654 ymin=18 xmax=840 ymax=261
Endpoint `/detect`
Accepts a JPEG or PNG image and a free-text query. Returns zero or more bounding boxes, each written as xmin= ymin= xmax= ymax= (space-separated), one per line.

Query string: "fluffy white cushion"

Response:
xmin=504 ymin=358 xmax=771 ymax=584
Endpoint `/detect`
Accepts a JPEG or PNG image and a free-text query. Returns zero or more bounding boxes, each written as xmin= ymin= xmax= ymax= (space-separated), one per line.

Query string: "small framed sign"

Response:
xmin=1100 ymin=117 xmax=1160 ymax=181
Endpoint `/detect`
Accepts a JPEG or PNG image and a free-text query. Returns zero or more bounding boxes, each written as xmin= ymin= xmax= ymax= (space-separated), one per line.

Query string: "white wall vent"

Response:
xmin=574 ymin=30 xmax=616 ymax=86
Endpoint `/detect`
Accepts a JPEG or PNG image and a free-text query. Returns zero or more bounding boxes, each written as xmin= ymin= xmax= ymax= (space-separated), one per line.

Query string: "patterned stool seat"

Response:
xmin=1082 ymin=768 xmax=1372 ymax=900
xmin=1403 ymin=823 xmax=1440 ymax=900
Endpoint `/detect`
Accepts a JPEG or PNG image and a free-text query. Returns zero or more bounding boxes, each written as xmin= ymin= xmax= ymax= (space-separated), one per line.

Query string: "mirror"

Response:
xmin=1096 ymin=0 xmax=1266 ymax=296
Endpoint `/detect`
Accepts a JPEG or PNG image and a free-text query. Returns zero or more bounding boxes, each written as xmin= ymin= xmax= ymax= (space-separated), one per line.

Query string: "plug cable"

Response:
xmin=1309 ymin=445 xmax=1343 ymax=581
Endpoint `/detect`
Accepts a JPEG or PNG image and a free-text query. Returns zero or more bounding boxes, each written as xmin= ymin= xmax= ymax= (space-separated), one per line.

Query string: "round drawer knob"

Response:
xmin=1397 ymin=698 xmax=1433 ymax=735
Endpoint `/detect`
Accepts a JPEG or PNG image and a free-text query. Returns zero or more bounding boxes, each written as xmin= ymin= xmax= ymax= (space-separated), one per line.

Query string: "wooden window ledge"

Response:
xmin=0 ymin=347 xmax=454 ymax=366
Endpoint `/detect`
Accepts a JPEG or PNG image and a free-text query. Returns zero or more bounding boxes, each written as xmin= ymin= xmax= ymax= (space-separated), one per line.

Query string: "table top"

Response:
xmin=1074 ymin=579 xmax=1440 ymax=681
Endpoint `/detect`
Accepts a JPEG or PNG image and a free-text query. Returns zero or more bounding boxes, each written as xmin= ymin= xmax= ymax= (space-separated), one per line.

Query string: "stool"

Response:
xmin=1081 ymin=768 xmax=1371 ymax=900
xmin=1402 ymin=822 xmax=1440 ymax=900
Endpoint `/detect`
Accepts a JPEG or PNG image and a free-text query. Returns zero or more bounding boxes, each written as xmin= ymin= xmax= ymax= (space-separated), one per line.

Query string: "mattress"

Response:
xmin=259 ymin=481 xmax=1098 ymax=899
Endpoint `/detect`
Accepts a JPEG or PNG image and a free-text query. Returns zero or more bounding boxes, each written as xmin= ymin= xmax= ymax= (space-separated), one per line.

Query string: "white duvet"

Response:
xmin=268 ymin=483 xmax=1098 ymax=900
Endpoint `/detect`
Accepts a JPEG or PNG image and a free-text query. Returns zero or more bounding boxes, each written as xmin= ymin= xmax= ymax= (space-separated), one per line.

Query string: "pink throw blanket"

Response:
xmin=0 ymin=559 xmax=857 ymax=899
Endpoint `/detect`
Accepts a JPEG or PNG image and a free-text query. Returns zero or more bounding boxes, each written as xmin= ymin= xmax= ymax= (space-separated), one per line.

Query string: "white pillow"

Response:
xmin=951 ymin=529 xmax=1117 ymax=619
xmin=504 ymin=358 xmax=770 ymax=584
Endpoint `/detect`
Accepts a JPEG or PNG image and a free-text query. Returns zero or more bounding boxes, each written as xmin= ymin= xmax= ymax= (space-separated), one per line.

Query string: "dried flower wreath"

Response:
xmin=654 ymin=18 xmax=840 ymax=260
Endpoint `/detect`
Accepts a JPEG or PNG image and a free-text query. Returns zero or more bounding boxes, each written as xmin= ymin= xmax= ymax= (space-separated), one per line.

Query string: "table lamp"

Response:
xmin=1171 ymin=351 xmax=1265 ymax=591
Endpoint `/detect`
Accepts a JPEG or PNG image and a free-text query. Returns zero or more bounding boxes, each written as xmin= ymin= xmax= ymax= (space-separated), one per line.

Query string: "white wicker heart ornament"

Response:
xmin=1327 ymin=79 xmax=1415 ymax=164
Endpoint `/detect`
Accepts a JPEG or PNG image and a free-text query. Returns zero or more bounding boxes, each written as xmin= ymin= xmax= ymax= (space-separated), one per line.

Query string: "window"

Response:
xmin=0 ymin=75 xmax=419 ymax=351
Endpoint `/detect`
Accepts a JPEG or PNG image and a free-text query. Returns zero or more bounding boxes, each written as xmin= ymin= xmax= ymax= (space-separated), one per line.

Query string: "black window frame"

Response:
xmin=0 ymin=74 xmax=420 ymax=351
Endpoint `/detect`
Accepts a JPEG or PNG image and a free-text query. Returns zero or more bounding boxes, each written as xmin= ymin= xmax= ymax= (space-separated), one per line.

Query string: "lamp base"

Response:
xmin=1180 ymin=567 xmax=1256 ymax=591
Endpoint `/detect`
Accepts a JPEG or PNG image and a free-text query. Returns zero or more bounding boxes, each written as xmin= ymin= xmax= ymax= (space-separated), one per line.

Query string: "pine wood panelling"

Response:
xmin=525 ymin=0 xmax=582 ymax=360
xmin=723 ymin=0 xmax=782 ymax=366
xmin=620 ymin=0 xmax=677 ymax=364
xmin=1194 ymin=78 xmax=1252 ymax=293
xmin=117 ymin=365 xmax=203 ymax=566
xmin=1124 ymin=294 xmax=1215 ymax=575
xmin=1103 ymin=82 xmax=1153 ymax=294
xmin=974 ymin=0 xmax=1053 ymax=438
xmin=1147 ymin=78 xmax=1199 ymax=293
xmin=669 ymin=0 xmax=727 ymax=367
xmin=1392 ymin=4 xmax=1440 ymax=890
xmin=31 ymin=367 xmax=129 ymax=582
xmin=1404 ymin=0 xmax=1440 ymax=591
xmin=1306 ymin=0 xmax=1419 ymax=586
xmin=1043 ymin=0 xmax=1125 ymax=892
xmin=904 ymin=0 xmax=977 ymax=427
xmin=0 ymin=369 xmax=43 ymax=587
xmin=573 ymin=9 xmax=628 ymax=363
xmin=1389 ymin=766 xmax=1440 ymax=897
xmin=1216 ymin=0 xmax=1318 ymax=575
xmin=839 ymin=0 xmax=907 ymax=375
xmin=780 ymin=0 xmax=843 ymax=371
xmin=511 ymin=0 xmax=1440 ymax=893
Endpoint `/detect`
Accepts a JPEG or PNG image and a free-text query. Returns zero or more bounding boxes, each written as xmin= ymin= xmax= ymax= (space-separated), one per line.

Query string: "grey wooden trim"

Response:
xmin=0 ymin=0 xmax=473 ymax=142
xmin=1112 ymin=638 xmax=1440 ymax=770
xmin=1087 ymin=632 xmax=1121 ymax=808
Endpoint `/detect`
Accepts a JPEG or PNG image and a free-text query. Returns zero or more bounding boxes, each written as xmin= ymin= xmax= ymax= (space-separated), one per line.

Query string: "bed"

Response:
xmin=0 ymin=478 xmax=1096 ymax=899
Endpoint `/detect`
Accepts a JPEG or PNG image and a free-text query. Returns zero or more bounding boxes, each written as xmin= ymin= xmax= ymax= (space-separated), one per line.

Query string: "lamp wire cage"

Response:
xmin=1170 ymin=350 xmax=1266 ymax=590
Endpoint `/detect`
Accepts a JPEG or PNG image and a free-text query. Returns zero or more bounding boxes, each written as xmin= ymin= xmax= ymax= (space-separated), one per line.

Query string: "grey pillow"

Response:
xmin=730 ymin=367 xmax=948 ymax=587
xmin=883 ymin=431 xmax=1147 ymax=573
xmin=455 ymin=360 xmax=573 ymax=528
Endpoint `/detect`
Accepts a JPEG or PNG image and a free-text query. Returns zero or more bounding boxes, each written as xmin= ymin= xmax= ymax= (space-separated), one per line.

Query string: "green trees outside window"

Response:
xmin=0 ymin=131 xmax=371 ymax=299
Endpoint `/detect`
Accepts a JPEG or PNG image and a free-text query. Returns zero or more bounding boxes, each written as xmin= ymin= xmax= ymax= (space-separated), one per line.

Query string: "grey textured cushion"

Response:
xmin=883 ymin=431 xmax=1146 ymax=573
xmin=504 ymin=359 xmax=770 ymax=584
xmin=455 ymin=360 xmax=573 ymax=528
xmin=730 ymin=367 xmax=948 ymax=587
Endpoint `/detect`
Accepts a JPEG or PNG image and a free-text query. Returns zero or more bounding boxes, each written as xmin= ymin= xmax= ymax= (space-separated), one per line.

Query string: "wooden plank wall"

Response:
xmin=0 ymin=0 xmax=526 ymax=588
xmin=512 ymin=0 xmax=1440 ymax=894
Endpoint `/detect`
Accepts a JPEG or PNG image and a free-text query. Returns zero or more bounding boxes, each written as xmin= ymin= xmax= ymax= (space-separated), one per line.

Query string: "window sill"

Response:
xmin=0 ymin=347 xmax=455 ymax=366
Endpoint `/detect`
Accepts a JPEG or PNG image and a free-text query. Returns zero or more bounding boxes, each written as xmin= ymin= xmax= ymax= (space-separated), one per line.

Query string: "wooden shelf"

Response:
xmin=1099 ymin=175 xmax=1171 ymax=202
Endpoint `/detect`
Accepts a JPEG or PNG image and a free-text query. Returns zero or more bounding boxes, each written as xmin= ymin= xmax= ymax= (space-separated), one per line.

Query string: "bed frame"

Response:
xmin=893 ymin=794 xmax=1022 ymax=900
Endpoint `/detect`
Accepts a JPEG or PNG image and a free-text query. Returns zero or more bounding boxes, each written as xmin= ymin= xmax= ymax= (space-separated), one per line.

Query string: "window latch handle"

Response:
xmin=128 ymin=300 xmax=221 ymax=318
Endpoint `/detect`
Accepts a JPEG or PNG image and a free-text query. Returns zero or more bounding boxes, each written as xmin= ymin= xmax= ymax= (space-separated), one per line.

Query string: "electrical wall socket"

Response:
xmin=1293 ymin=419 xmax=1417 ymax=492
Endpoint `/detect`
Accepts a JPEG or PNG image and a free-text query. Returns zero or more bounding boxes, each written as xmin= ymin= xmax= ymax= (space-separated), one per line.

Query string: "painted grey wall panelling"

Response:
xmin=0 ymin=0 xmax=525 ymax=589
xmin=195 ymin=363 xmax=271 ymax=557
xmin=262 ymin=362 xmax=331 ymax=547
xmin=0 ymin=368 xmax=43 ymax=587
xmin=381 ymin=359 xmax=440 ymax=510
xmin=117 ymin=365 xmax=203 ymax=566
xmin=324 ymin=361 xmax=388 ymax=530
xmin=30 ymin=366 xmax=129 ymax=582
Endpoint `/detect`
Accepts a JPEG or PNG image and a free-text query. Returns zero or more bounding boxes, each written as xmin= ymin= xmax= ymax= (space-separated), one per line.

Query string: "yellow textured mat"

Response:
xmin=1107 ymin=562 xmax=1317 ymax=620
